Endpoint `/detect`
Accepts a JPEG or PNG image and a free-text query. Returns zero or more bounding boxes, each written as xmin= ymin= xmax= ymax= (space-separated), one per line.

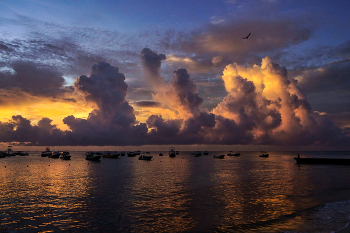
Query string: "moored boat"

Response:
xmin=193 ymin=151 xmax=201 ymax=157
xmin=41 ymin=147 xmax=52 ymax=157
xmin=6 ymin=146 xmax=16 ymax=156
xmin=138 ymin=154 xmax=153 ymax=160
xmin=0 ymin=151 xmax=6 ymax=158
xmin=203 ymin=151 xmax=209 ymax=155
xmin=127 ymin=151 xmax=137 ymax=157
xmin=49 ymin=151 xmax=60 ymax=158
xmin=169 ymin=147 xmax=176 ymax=157
xmin=16 ymin=151 xmax=29 ymax=156
xmin=102 ymin=151 xmax=120 ymax=158
xmin=213 ymin=154 xmax=225 ymax=159
xmin=60 ymin=151 xmax=71 ymax=160
xmin=259 ymin=151 xmax=269 ymax=157
xmin=85 ymin=151 xmax=102 ymax=161
xmin=159 ymin=152 xmax=163 ymax=156
xmin=227 ymin=151 xmax=241 ymax=156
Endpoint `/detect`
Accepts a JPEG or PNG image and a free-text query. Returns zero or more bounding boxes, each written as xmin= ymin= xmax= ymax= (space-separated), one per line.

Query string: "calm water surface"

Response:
xmin=1 ymin=151 xmax=350 ymax=232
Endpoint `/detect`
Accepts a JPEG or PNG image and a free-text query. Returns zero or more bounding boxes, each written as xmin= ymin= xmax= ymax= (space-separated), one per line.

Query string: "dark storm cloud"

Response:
xmin=0 ymin=61 xmax=72 ymax=102
xmin=73 ymin=61 xmax=135 ymax=128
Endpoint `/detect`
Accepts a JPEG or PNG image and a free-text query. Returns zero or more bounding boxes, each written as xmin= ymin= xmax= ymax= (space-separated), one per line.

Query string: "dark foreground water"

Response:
xmin=1 ymin=151 xmax=350 ymax=232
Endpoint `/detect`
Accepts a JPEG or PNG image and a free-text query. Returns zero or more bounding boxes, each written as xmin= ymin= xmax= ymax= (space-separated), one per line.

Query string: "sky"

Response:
xmin=0 ymin=0 xmax=349 ymax=150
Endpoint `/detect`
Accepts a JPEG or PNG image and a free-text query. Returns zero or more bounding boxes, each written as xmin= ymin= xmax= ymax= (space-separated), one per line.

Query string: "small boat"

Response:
xmin=203 ymin=151 xmax=209 ymax=155
xmin=159 ymin=152 xmax=163 ymax=156
xmin=60 ymin=151 xmax=71 ymax=160
xmin=227 ymin=151 xmax=241 ymax=156
xmin=49 ymin=151 xmax=60 ymax=158
xmin=0 ymin=151 xmax=7 ymax=158
xmin=169 ymin=147 xmax=176 ymax=157
xmin=41 ymin=147 xmax=52 ymax=157
xmin=85 ymin=152 xmax=102 ymax=161
xmin=193 ymin=151 xmax=201 ymax=157
xmin=259 ymin=151 xmax=269 ymax=157
xmin=102 ymin=151 xmax=120 ymax=158
xmin=6 ymin=146 xmax=16 ymax=156
xmin=15 ymin=151 xmax=29 ymax=156
xmin=176 ymin=151 xmax=179 ymax=155
xmin=138 ymin=154 xmax=153 ymax=160
xmin=120 ymin=152 xmax=125 ymax=156
xmin=127 ymin=151 xmax=137 ymax=157
xmin=213 ymin=154 xmax=225 ymax=159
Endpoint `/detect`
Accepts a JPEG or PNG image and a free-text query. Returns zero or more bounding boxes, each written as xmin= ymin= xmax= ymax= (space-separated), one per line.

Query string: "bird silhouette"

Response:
xmin=242 ymin=32 xmax=251 ymax=39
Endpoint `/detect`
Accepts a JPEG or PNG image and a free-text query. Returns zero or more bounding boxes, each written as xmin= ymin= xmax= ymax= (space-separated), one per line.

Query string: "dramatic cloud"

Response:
xmin=154 ymin=68 xmax=203 ymax=119
xmin=0 ymin=56 xmax=348 ymax=147
xmin=140 ymin=48 xmax=166 ymax=86
xmin=213 ymin=57 xmax=349 ymax=146
xmin=0 ymin=61 xmax=66 ymax=97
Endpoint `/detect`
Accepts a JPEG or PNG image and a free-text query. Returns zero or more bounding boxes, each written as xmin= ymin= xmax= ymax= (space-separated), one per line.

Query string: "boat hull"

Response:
xmin=86 ymin=156 xmax=101 ymax=161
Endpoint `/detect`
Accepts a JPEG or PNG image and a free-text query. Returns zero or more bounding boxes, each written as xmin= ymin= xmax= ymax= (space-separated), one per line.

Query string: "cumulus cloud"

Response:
xmin=154 ymin=68 xmax=203 ymax=119
xmin=213 ymin=56 xmax=349 ymax=146
xmin=0 ymin=57 xmax=348 ymax=147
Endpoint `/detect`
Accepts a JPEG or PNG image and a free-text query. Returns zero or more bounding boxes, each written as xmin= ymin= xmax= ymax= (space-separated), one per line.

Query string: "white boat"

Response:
xmin=85 ymin=151 xmax=102 ymax=161
xmin=213 ymin=154 xmax=225 ymax=159
xmin=138 ymin=154 xmax=153 ymax=160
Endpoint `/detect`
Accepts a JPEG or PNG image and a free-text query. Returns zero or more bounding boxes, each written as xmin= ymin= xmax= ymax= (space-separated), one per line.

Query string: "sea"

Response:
xmin=1 ymin=151 xmax=350 ymax=232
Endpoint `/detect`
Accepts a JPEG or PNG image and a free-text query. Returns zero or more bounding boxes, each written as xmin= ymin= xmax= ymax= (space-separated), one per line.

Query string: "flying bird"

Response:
xmin=242 ymin=32 xmax=251 ymax=39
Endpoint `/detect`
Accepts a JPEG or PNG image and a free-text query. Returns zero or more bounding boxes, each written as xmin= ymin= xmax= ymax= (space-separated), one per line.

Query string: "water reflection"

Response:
xmin=1 ymin=151 xmax=350 ymax=232
xmin=123 ymin=155 xmax=195 ymax=232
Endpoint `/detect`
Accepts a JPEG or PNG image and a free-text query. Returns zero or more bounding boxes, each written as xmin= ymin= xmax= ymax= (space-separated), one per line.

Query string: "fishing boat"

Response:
xmin=49 ymin=151 xmax=60 ymax=158
xmin=193 ymin=151 xmax=202 ymax=157
xmin=102 ymin=151 xmax=120 ymax=158
xmin=41 ymin=147 xmax=52 ymax=157
xmin=0 ymin=151 xmax=6 ymax=158
xmin=213 ymin=154 xmax=225 ymax=159
xmin=127 ymin=151 xmax=137 ymax=157
xmin=15 ymin=151 xmax=29 ymax=156
xmin=85 ymin=151 xmax=102 ymax=161
xmin=6 ymin=146 xmax=16 ymax=156
xmin=169 ymin=147 xmax=176 ymax=157
xmin=259 ymin=151 xmax=269 ymax=157
xmin=227 ymin=151 xmax=241 ymax=156
xmin=138 ymin=154 xmax=153 ymax=160
xmin=60 ymin=151 xmax=71 ymax=160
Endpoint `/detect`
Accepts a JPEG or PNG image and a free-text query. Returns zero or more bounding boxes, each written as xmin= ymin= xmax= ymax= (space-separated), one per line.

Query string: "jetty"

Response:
xmin=294 ymin=154 xmax=350 ymax=165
